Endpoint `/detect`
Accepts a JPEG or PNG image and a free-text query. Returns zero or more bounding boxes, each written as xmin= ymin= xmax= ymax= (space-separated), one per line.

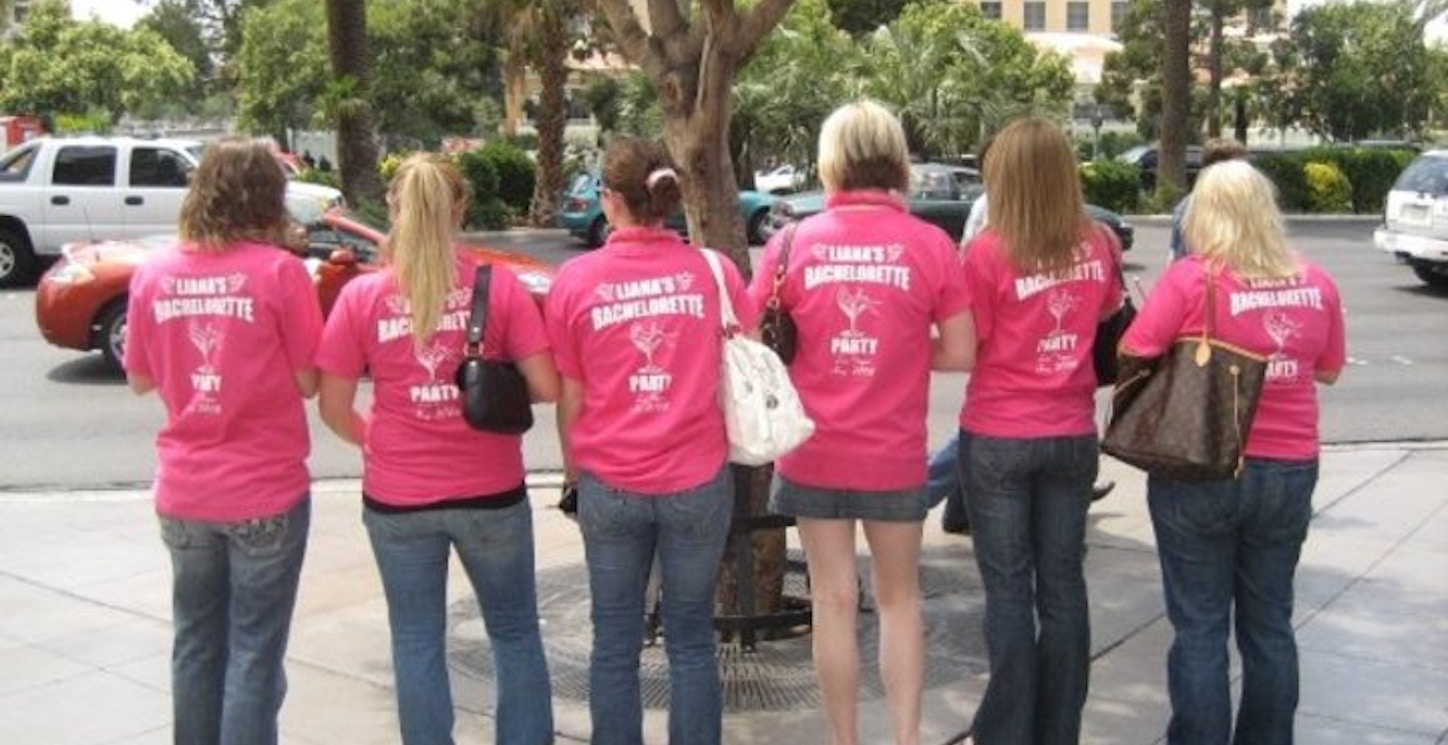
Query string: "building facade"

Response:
xmin=963 ymin=0 xmax=1132 ymax=36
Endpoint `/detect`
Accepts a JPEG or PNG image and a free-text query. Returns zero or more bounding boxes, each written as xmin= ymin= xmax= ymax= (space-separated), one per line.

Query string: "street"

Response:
xmin=1 ymin=219 xmax=1443 ymax=492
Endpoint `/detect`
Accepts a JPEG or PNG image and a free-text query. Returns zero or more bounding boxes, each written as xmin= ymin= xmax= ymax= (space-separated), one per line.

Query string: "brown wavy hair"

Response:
xmin=984 ymin=117 xmax=1089 ymax=273
xmin=178 ymin=138 xmax=290 ymax=251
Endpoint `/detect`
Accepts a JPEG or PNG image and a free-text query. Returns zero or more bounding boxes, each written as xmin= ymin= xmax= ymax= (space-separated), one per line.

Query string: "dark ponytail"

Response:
xmin=602 ymin=138 xmax=681 ymax=223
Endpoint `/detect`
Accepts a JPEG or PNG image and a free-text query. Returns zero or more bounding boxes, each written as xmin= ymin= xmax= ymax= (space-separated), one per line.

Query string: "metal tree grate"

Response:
xmin=450 ymin=550 xmax=987 ymax=712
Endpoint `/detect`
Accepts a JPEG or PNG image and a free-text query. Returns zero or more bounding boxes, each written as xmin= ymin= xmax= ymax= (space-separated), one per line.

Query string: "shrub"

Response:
xmin=378 ymin=152 xmax=411 ymax=184
xmin=478 ymin=142 xmax=537 ymax=216
xmin=1303 ymin=147 xmax=1413 ymax=213
xmin=1304 ymin=161 xmax=1352 ymax=213
xmin=468 ymin=198 xmax=513 ymax=231
xmin=1079 ymin=159 xmax=1142 ymax=214
xmin=295 ymin=168 xmax=342 ymax=190
xmin=452 ymin=149 xmax=507 ymax=229
xmin=1098 ymin=131 xmax=1146 ymax=160
xmin=1252 ymin=153 xmax=1311 ymax=212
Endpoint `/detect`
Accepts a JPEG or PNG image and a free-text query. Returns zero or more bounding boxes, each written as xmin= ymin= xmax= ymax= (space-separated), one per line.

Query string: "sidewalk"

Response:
xmin=0 ymin=444 xmax=1444 ymax=745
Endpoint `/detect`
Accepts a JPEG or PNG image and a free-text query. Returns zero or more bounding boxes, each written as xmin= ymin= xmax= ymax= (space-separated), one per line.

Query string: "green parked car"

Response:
xmin=762 ymin=162 xmax=1135 ymax=251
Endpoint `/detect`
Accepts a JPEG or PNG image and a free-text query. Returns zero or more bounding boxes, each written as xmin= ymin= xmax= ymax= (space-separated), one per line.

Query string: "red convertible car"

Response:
xmin=34 ymin=209 xmax=554 ymax=371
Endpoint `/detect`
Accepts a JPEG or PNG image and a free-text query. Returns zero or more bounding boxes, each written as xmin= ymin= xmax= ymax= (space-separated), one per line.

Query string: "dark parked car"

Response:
xmin=763 ymin=162 xmax=1135 ymax=251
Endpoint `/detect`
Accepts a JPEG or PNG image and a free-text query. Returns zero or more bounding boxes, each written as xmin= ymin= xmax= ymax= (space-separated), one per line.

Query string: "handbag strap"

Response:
xmin=766 ymin=223 xmax=797 ymax=313
xmin=465 ymin=264 xmax=493 ymax=358
xmin=699 ymin=248 xmax=740 ymax=334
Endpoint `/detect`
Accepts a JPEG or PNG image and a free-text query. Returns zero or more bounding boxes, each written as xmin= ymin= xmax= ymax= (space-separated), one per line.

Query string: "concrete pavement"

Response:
xmin=1 ymin=443 xmax=1445 ymax=744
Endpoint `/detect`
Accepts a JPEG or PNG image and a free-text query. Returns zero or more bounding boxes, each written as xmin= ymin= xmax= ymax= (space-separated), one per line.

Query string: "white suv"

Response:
xmin=0 ymin=136 xmax=343 ymax=286
xmin=1374 ymin=150 xmax=1448 ymax=288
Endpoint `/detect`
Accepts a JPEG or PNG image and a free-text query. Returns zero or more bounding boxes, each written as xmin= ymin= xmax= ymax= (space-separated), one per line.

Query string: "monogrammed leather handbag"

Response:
xmin=1101 ymin=272 xmax=1267 ymax=481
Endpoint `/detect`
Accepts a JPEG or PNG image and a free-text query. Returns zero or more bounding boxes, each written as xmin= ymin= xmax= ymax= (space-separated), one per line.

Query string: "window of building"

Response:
xmin=1023 ymin=1 xmax=1047 ymax=31
xmin=1111 ymin=1 xmax=1130 ymax=33
xmin=980 ymin=1 xmax=1003 ymax=21
xmin=1067 ymin=1 xmax=1090 ymax=31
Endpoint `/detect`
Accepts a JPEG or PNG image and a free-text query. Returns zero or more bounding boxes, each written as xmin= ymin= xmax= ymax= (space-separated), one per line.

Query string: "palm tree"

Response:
xmin=323 ymin=0 xmax=385 ymax=205
xmin=472 ymin=0 xmax=581 ymax=227
xmin=1158 ymin=0 xmax=1193 ymax=200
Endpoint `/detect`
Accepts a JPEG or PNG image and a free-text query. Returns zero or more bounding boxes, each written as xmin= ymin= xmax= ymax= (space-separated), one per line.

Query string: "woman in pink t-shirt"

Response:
xmin=749 ymin=101 xmax=975 ymax=745
xmin=545 ymin=138 xmax=753 ymax=745
xmin=956 ymin=118 xmax=1124 ymax=744
xmin=123 ymin=138 xmax=322 ymax=745
xmin=1121 ymin=160 xmax=1346 ymax=743
xmin=315 ymin=155 xmax=558 ymax=745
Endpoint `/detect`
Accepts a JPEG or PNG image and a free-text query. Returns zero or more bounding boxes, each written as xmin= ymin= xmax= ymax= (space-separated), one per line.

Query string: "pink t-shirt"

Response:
xmin=315 ymin=257 xmax=550 ymax=506
xmin=747 ymin=191 xmax=971 ymax=491
xmin=1120 ymin=255 xmax=1346 ymax=460
xmin=124 ymin=241 xmax=322 ymax=521
xmin=961 ymin=224 xmax=1124 ymax=438
xmin=545 ymin=227 xmax=755 ymax=493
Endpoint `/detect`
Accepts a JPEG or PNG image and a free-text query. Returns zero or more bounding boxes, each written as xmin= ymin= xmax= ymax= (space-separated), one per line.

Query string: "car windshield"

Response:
xmin=909 ymin=166 xmax=957 ymax=200
xmin=1394 ymin=155 xmax=1448 ymax=196
xmin=0 ymin=143 xmax=38 ymax=181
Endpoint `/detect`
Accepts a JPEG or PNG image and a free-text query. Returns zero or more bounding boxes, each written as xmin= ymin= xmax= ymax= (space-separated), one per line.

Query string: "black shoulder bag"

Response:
xmin=454 ymin=264 xmax=534 ymax=434
xmin=760 ymin=223 xmax=799 ymax=363
xmin=1092 ymin=223 xmax=1138 ymax=387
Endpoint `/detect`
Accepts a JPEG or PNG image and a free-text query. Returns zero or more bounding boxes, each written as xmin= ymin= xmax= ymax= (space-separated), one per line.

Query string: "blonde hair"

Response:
xmin=817 ymin=100 xmax=911 ymax=194
xmin=178 ymin=138 xmax=289 ymax=251
xmin=385 ymin=154 xmax=468 ymax=344
xmin=984 ymin=118 xmax=1088 ymax=273
xmin=1183 ymin=160 xmax=1298 ymax=280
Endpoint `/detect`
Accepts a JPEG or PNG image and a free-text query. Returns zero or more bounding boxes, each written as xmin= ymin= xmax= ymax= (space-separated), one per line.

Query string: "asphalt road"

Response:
xmin=1 ymin=219 xmax=1443 ymax=492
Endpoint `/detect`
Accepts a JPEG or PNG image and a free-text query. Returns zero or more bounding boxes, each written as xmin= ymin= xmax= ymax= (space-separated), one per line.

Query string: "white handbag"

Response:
xmin=700 ymin=249 xmax=815 ymax=466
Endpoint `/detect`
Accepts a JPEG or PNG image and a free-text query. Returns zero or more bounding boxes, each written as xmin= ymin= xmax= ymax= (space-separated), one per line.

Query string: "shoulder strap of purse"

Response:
xmin=768 ymin=223 xmax=797 ymax=309
xmin=465 ymin=264 xmax=493 ymax=358
xmin=699 ymin=248 xmax=739 ymax=333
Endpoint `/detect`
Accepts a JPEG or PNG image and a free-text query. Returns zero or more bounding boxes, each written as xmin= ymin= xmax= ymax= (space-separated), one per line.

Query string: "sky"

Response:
xmin=70 ymin=0 xmax=146 ymax=29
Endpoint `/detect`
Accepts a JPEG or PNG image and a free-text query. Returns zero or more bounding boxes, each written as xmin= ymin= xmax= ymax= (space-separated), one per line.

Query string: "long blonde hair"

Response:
xmin=178 ymin=138 xmax=289 ymax=251
xmin=1184 ymin=160 xmax=1298 ymax=280
xmin=385 ymin=154 xmax=468 ymax=344
xmin=984 ymin=118 xmax=1088 ymax=273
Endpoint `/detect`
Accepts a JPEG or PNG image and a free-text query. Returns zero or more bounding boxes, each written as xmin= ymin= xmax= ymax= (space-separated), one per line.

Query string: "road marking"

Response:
xmin=1390 ymin=355 xmax=1415 ymax=366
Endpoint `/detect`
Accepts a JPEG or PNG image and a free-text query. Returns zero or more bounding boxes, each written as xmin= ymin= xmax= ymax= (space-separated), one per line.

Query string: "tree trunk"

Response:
xmin=324 ymin=0 xmax=385 ymax=205
xmin=1234 ymin=91 xmax=1250 ymax=144
xmin=528 ymin=6 xmax=570 ymax=227
xmin=1158 ymin=0 xmax=1193 ymax=200
xmin=502 ymin=60 xmax=526 ymax=139
xmin=596 ymin=0 xmax=800 ymax=625
xmin=1207 ymin=7 xmax=1224 ymax=138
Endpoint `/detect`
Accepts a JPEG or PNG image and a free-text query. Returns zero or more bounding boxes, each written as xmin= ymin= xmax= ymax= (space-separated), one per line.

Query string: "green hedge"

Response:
xmin=1079 ymin=159 xmax=1141 ymax=214
xmin=1304 ymin=161 xmax=1352 ymax=213
xmin=452 ymin=149 xmax=512 ymax=230
xmin=477 ymin=142 xmax=537 ymax=217
xmin=1250 ymin=147 xmax=1414 ymax=214
xmin=1251 ymin=153 xmax=1312 ymax=212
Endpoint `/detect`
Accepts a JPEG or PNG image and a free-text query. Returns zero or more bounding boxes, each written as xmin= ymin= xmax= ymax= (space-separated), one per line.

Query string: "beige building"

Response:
xmin=961 ymin=0 xmax=1132 ymax=36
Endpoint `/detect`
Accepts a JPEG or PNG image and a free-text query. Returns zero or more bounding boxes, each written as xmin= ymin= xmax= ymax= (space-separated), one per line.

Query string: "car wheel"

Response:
xmin=747 ymin=209 xmax=770 ymax=246
xmin=587 ymin=216 xmax=610 ymax=248
xmin=0 ymin=226 xmax=37 ymax=288
xmin=97 ymin=300 xmax=128 ymax=373
xmin=1412 ymin=261 xmax=1448 ymax=288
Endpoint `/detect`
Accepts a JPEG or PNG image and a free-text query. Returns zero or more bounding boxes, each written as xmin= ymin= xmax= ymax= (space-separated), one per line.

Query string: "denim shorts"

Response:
xmin=769 ymin=474 xmax=928 ymax=522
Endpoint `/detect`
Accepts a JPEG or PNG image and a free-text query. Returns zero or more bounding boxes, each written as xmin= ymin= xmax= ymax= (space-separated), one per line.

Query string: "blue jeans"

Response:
xmin=363 ymin=498 xmax=553 ymax=745
xmin=578 ymin=466 xmax=733 ymax=745
xmin=1148 ymin=457 xmax=1317 ymax=745
xmin=928 ymin=432 xmax=968 ymax=528
xmin=160 ymin=497 xmax=310 ymax=745
xmin=960 ymin=431 xmax=1096 ymax=745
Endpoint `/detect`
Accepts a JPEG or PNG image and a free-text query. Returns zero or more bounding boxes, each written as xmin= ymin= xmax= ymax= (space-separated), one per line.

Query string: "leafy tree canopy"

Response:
xmin=1274 ymin=0 xmax=1438 ymax=141
xmin=0 ymin=0 xmax=194 ymax=123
